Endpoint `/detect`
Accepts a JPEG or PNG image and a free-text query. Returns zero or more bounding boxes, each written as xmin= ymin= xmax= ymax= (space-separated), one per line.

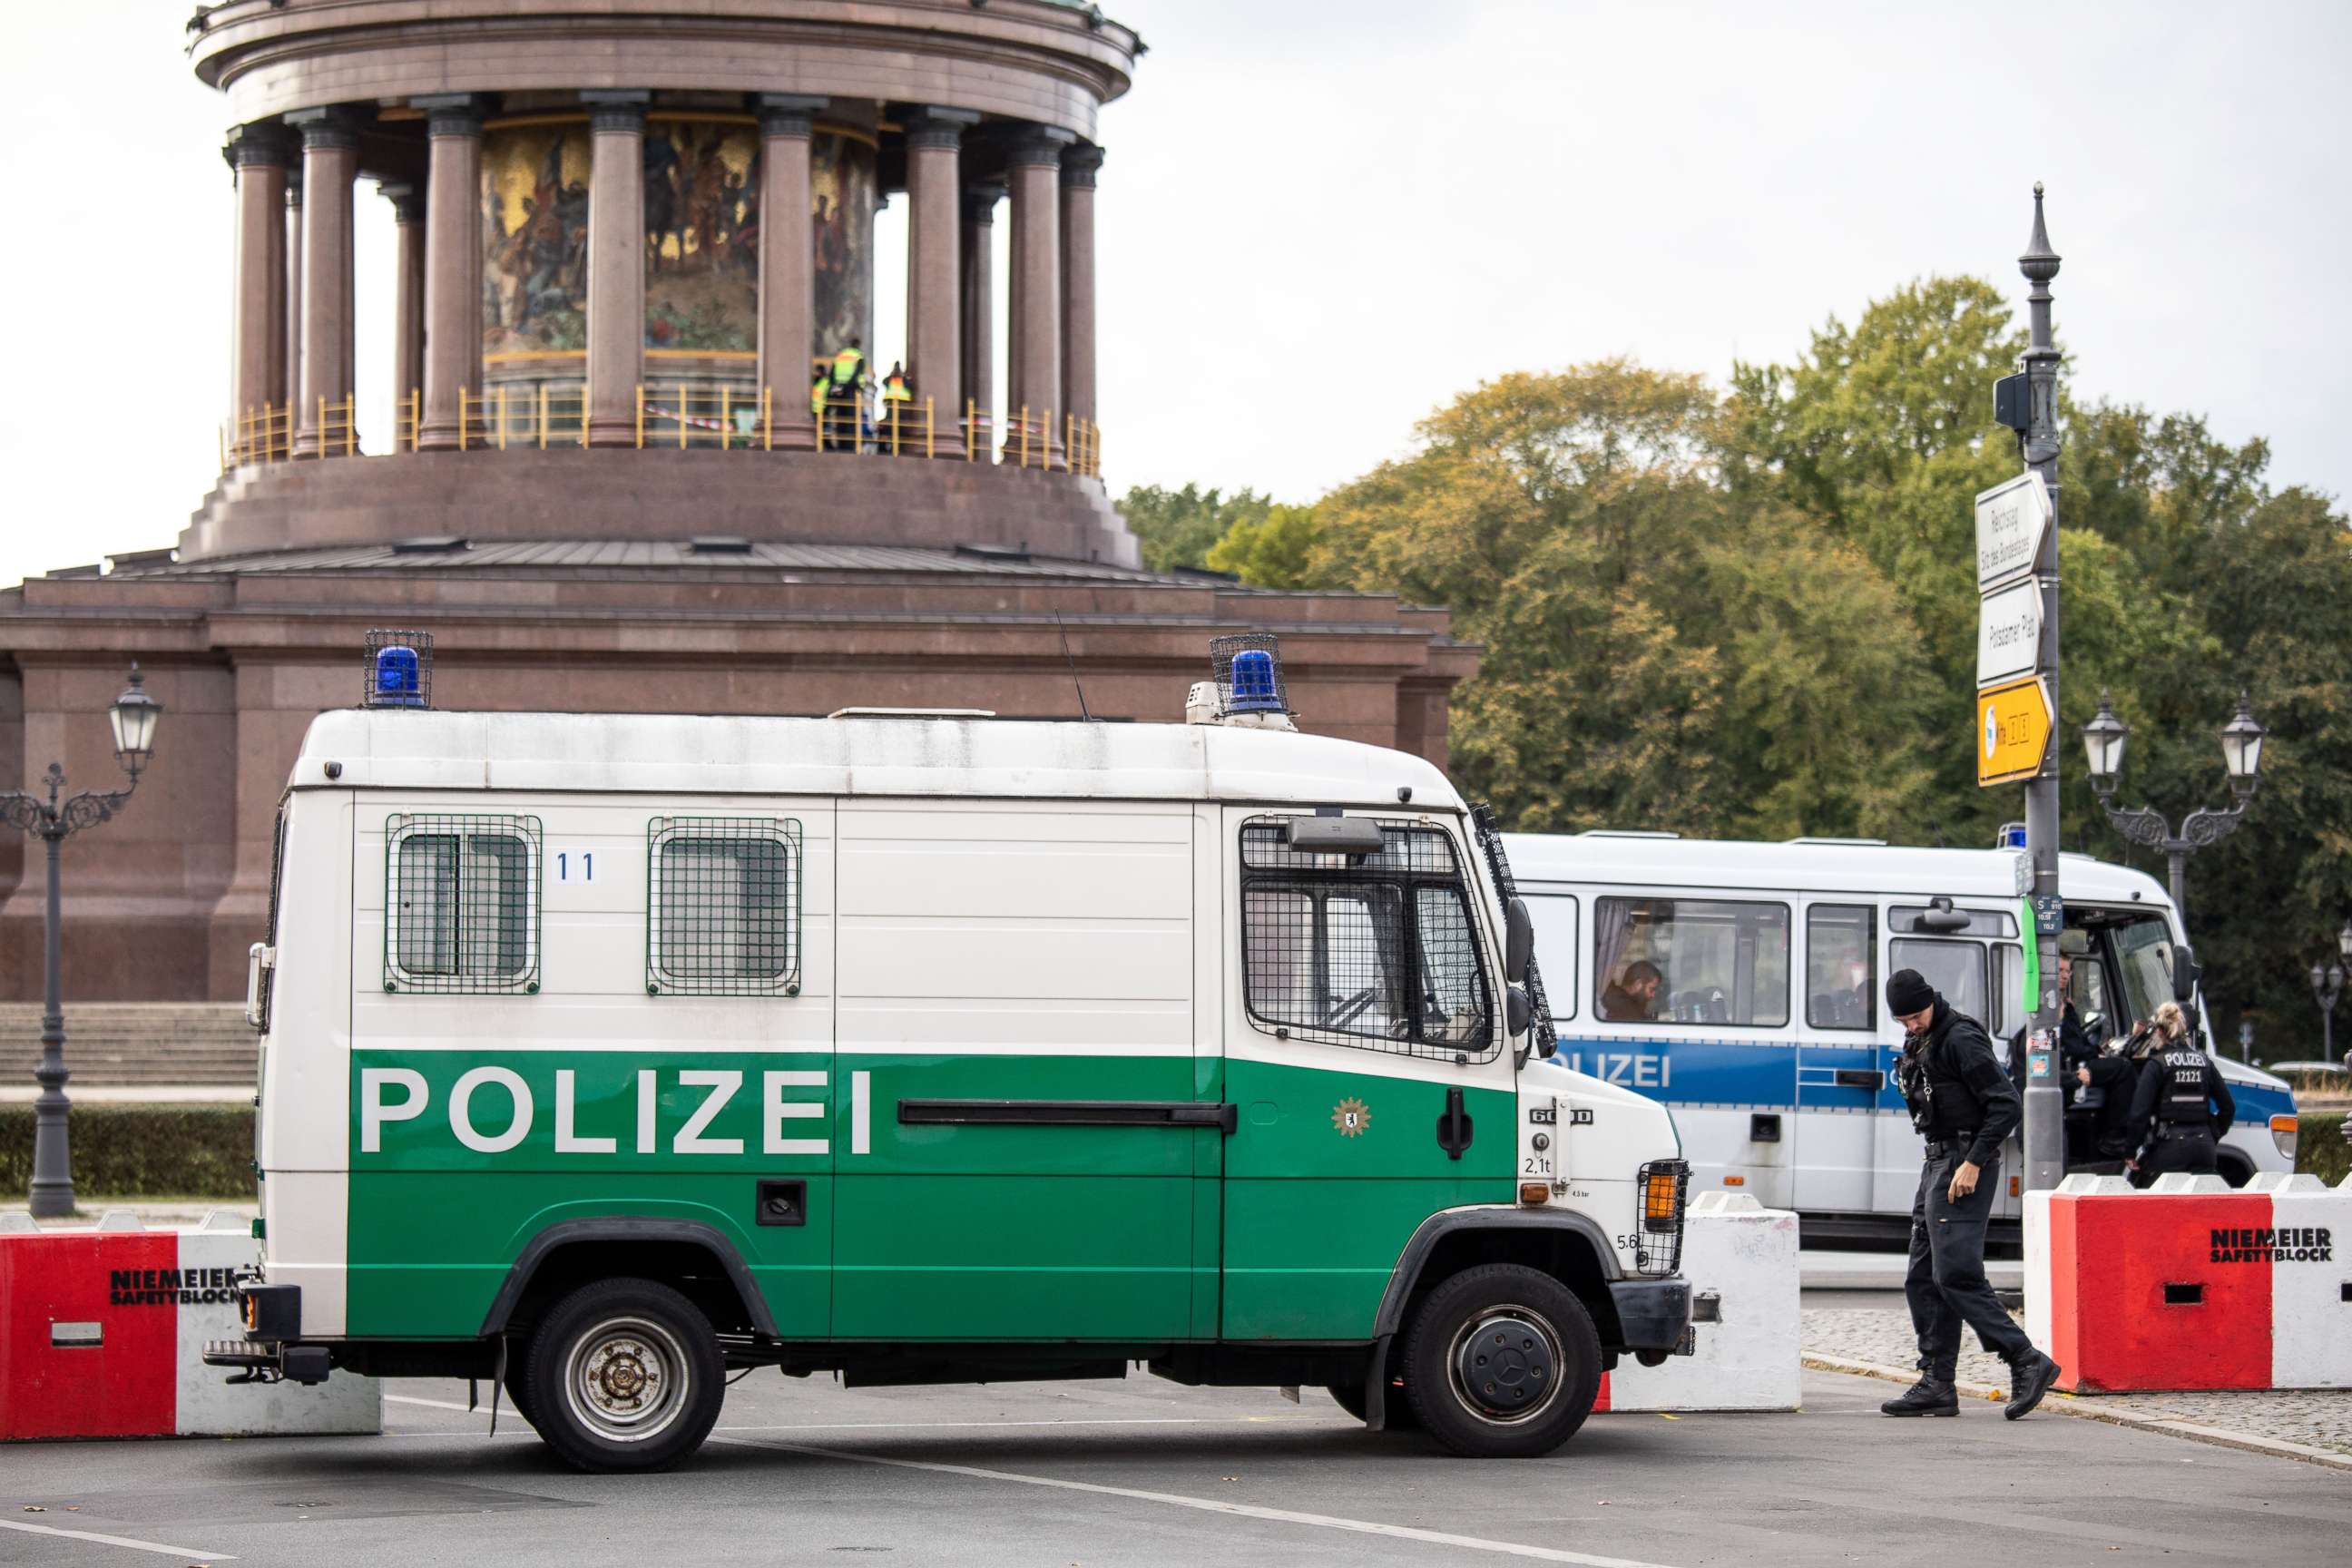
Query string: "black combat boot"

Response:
xmin=1878 ymin=1376 xmax=1959 ymax=1417
xmin=2004 ymin=1351 xmax=2063 ymax=1420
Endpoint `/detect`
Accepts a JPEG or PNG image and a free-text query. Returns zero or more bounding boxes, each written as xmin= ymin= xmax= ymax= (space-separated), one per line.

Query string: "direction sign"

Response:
xmin=1977 ymin=675 xmax=2053 ymax=787
xmin=1976 ymin=577 xmax=2044 ymax=687
xmin=1975 ymin=473 xmax=2052 ymax=592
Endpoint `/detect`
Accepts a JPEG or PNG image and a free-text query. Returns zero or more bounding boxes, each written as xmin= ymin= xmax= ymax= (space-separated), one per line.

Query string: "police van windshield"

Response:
xmin=2112 ymin=915 xmax=2178 ymax=1026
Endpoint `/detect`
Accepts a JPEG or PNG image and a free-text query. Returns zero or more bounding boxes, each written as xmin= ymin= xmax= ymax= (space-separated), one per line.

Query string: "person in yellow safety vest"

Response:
xmin=829 ymin=340 xmax=865 ymax=390
xmin=880 ymin=364 xmax=913 ymax=449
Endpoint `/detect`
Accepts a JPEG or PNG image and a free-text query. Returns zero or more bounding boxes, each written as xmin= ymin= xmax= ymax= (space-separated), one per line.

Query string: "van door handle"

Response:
xmin=898 ymin=1099 xmax=1239 ymax=1134
xmin=1835 ymin=1069 xmax=1887 ymax=1091
xmin=1436 ymin=1087 xmax=1473 ymax=1161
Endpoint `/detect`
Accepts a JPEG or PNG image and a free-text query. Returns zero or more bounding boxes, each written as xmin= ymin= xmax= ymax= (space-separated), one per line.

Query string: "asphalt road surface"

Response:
xmin=5 ymin=1368 xmax=2347 ymax=1567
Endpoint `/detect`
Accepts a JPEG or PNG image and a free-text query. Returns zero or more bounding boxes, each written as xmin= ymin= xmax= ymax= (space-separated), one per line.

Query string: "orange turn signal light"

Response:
xmin=1520 ymin=1182 xmax=1551 ymax=1205
xmin=1722 ymin=1174 xmax=1745 ymax=1186
xmin=1644 ymin=1171 xmax=1681 ymax=1226
xmin=2010 ymin=1176 xmax=2021 ymax=1197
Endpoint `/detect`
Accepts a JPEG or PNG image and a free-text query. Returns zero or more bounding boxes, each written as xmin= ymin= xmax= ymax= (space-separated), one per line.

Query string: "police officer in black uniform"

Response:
xmin=1880 ymin=968 xmax=2063 ymax=1420
xmin=2127 ymin=1000 xmax=2235 ymax=1182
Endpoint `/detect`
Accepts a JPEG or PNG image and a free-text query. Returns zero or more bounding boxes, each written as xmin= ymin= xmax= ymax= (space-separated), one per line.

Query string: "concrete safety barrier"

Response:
xmin=2024 ymin=1171 xmax=2351 ymax=1394
xmin=1596 ymin=1191 xmax=1800 ymax=1412
xmin=0 ymin=1210 xmax=379 ymax=1440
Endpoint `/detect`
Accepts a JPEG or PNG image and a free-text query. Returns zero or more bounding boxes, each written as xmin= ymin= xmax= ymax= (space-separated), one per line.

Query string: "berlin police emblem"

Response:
xmin=1332 ymin=1096 xmax=1370 ymax=1137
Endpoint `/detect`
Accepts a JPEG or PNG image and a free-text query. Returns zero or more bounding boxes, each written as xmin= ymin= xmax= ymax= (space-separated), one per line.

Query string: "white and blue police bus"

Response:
xmin=1504 ymin=832 xmax=2300 ymax=1240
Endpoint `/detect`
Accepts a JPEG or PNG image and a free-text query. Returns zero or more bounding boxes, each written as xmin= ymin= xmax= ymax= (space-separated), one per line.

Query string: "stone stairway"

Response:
xmin=0 ymin=1004 xmax=256 ymax=1089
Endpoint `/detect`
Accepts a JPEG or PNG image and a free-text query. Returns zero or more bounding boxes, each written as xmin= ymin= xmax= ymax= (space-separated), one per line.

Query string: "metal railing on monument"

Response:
xmin=222 ymin=387 xmax=1102 ymax=477
xmin=220 ymin=397 xmax=351 ymax=465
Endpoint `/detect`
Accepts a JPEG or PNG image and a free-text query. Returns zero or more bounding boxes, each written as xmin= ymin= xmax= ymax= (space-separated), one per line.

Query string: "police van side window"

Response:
xmin=1806 ymin=904 xmax=1876 ymax=1031
xmin=647 ymin=817 xmax=803 ymax=996
xmin=2111 ymin=916 xmax=2177 ymax=1026
xmin=1594 ymin=897 xmax=1789 ymax=1028
xmin=1888 ymin=937 xmax=1984 ymax=1025
xmin=386 ymin=814 xmax=542 ymax=994
xmin=1238 ymin=817 xmax=1498 ymax=1063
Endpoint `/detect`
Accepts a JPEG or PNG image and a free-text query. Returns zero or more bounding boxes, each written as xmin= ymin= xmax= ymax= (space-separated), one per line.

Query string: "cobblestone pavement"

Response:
xmin=1804 ymin=1306 xmax=2352 ymax=1459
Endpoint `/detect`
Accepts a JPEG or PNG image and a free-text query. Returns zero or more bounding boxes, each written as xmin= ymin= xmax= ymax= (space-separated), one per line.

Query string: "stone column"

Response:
xmin=903 ymin=108 xmax=977 ymax=456
xmin=227 ymin=125 xmax=290 ymax=450
xmin=287 ymin=110 xmax=358 ymax=456
xmin=381 ymin=182 xmax=426 ymax=436
xmin=1060 ymin=144 xmax=1102 ymax=440
xmin=583 ymin=91 xmax=649 ymax=448
xmin=756 ymin=93 xmax=826 ymax=451
xmin=1004 ymin=126 xmax=1073 ymax=462
xmin=415 ymin=94 xmax=483 ymax=452
xmin=282 ymin=175 xmax=302 ymax=409
xmin=959 ymin=181 xmax=1002 ymax=450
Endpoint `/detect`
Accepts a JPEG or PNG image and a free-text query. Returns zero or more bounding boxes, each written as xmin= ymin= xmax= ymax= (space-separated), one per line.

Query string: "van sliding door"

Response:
xmin=829 ymin=802 xmax=1198 ymax=1341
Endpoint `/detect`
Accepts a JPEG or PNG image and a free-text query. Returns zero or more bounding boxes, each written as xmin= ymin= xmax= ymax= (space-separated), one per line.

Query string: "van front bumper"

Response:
xmin=1608 ymin=1277 xmax=1694 ymax=1353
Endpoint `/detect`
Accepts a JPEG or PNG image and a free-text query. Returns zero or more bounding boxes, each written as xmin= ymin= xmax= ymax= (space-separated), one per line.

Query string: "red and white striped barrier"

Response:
xmin=2024 ymin=1171 xmax=2350 ymax=1394
xmin=0 ymin=1210 xmax=379 ymax=1440
xmin=1596 ymin=1191 xmax=1801 ymax=1412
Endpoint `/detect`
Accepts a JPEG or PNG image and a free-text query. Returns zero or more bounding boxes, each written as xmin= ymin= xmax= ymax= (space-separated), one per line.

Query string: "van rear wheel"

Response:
xmin=1403 ymin=1263 xmax=1600 ymax=1458
xmin=524 ymin=1278 xmax=725 ymax=1473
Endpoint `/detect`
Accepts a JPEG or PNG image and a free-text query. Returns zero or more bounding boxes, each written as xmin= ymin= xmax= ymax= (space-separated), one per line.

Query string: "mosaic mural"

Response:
xmin=474 ymin=117 xmax=877 ymax=373
xmin=482 ymin=122 xmax=592 ymax=355
xmin=811 ymin=132 xmax=876 ymax=363
xmin=642 ymin=118 xmax=760 ymax=353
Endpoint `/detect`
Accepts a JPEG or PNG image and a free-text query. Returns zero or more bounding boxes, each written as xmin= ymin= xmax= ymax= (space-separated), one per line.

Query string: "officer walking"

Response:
xmin=1881 ymin=968 xmax=2063 ymax=1421
xmin=2127 ymin=1000 xmax=2235 ymax=1183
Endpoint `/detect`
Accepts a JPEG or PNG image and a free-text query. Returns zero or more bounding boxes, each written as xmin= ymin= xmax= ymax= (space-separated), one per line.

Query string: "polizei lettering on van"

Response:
xmin=358 ymin=1061 xmax=870 ymax=1161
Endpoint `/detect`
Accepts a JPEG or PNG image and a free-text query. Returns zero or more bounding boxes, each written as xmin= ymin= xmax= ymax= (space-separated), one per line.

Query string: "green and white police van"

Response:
xmin=211 ymin=645 xmax=1691 ymax=1471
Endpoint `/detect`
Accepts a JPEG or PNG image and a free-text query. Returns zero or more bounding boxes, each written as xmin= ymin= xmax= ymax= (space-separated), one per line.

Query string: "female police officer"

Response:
xmin=1881 ymin=968 xmax=2063 ymax=1420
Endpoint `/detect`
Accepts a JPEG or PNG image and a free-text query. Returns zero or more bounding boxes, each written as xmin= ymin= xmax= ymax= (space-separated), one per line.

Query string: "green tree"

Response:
xmin=1115 ymin=483 xmax=1272 ymax=573
xmin=1203 ymin=502 xmax=1325 ymax=589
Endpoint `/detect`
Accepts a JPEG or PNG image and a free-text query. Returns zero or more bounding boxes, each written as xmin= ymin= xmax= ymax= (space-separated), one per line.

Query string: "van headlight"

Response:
xmin=2270 ymin=1115 xmax=2298 ymax=1161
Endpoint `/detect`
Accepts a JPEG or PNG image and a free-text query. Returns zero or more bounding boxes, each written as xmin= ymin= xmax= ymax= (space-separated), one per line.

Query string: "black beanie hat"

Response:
xmin=1886 ymin=968 xmax=1936 ymax=1016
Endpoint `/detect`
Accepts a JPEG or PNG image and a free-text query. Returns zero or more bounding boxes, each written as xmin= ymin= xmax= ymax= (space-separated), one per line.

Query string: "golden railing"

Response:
xmin=223 ymin=387 xmax=1102 ymax=475
xmin=221 ymin=397 xmax=353 ymax=464
xmin=637 ymin=384 xmax=775 ymax=451
xmin=467 ymin=385 xmax=589 ymax=451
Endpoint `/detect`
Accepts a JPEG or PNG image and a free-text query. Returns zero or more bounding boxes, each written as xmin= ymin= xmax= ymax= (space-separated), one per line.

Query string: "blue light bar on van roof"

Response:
xmin=1210 ymin=633 xmax=1288 ymax=715
xmin=364 ymin=629 xmax=433 ymax=710
xmin=1996 ymin=822 xmax=2027 ymax=849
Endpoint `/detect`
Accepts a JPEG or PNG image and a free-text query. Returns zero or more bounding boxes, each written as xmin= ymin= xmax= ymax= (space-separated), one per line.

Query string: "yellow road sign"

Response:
xmin=1977 ymin=675 xmax=2053 ymax=787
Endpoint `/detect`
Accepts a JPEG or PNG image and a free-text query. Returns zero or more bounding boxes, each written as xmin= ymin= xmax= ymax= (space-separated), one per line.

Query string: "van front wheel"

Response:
xmin=1403 ymin=1263 xmax=1601 ymax=1458
xmin=524 ymin=1278 xmax=725 ymax=1473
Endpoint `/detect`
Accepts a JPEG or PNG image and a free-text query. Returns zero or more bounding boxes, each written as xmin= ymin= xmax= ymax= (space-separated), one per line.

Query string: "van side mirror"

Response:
xmin=2172 ymin=944 xmax=2200 ymax=1004
xmin=1504 ymin=897 xmax=1534 ymax=985
xmin=1506 ymin=984 xmax=1533 ymax=1038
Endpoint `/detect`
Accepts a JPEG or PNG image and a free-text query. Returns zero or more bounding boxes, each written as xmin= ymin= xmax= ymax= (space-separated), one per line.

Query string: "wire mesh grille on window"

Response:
xmin=386 ymin=815 xmax=541 ymax=994
xmin=647 ymin=818 xmax=801 ymax=995
xmin=1634 ymin=1158 xmax=1690 ymax=1278
xmin=1239 ymin=817 xmax=1497 ymax=1061
xmin=1471 ymin=802 xmax=1556 ymax=1056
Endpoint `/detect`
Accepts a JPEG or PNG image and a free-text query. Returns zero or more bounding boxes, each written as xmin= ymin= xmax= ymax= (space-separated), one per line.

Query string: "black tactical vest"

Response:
xmin=2153 ymin=1045 xmax=2210 ymax=1124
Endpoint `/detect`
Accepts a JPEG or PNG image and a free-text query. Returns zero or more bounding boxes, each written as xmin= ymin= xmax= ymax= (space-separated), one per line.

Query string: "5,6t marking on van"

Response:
xmin=210 ymin=644 xmax=1691 ymax=1472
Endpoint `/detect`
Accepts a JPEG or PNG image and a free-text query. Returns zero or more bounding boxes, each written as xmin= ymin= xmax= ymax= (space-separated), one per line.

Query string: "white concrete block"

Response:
xmin=2267 ymin=1184 xmax=2352 ymax=1390
xmin=0 ymin=1211 xmax=36 ymax=1233
xmin=2024 ymin=1191 xmax=2053 ymax=1356
xmin=1602 ymin=1203 xmax=1800 ymax=1412
xmin=96 ymin=1209 xmax=145 ymax=1230
xmin=2056 ymin=1173 xmax=2131 ymax=1195
xmin=2148 ymin=1173 xmax=2231 ymax=1194
xmin=172 ymin=1230 xmax=380 ymax=1436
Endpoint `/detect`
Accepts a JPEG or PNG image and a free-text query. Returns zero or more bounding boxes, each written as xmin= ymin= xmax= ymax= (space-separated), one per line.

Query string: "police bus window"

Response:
xmin=1888 ymin=936 xmax=1984 ymax=1026
xmin=2112 ymin=916 xmax=2179 ymax=1026
xmin=1594 ymin=897 xmax=1789 ymax=1027
xmin=1806 ymin=904 xmax=1876 ymax=1031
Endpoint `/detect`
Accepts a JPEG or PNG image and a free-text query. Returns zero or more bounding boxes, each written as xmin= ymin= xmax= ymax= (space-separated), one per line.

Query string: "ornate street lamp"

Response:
xmin=2081 ymin=690 xmax=2263 ymax=928
xmin=2317 ymin=920 xmax=2352 ymax=1070
xmin=2 ymin=666 xmax=163 ymax=1217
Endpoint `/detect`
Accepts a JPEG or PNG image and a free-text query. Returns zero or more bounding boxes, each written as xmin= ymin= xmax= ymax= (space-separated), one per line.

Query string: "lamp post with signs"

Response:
xmin=1983 ymin=184 xmax=2064 ymax=1194
xmin=2309 ymin=920 xmax=2352 ymax=1069
xmin=2079 ymin=690 xmax=2264 ymax=931
xmin=1 ymin=667 xmax=163 ymax=1218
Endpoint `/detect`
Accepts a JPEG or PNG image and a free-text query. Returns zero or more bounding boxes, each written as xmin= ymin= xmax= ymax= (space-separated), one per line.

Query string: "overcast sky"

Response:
xmin=2 ymin=1 xmax=2345 ymax=592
